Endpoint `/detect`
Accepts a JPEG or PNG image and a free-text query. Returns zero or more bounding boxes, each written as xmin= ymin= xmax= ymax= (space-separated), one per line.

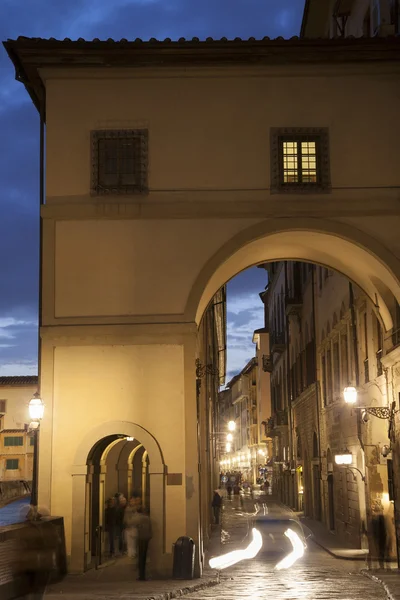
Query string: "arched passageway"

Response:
xmin=187 ymin=218 xmax=400 ymax=330
xmin=70 ymin=421 xmax=166 ymax=575
xmin=86 ymin=435 xmax=150 ymax=567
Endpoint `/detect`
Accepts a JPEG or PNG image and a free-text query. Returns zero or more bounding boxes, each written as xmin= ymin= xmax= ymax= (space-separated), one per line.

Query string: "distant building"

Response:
xmin=0 ymin=376 xmax=38 ymax=482
xmin=266 ymin=262 xmax=397 ymax=557
xmin=301 ymin=0 xmax=399 ymax=39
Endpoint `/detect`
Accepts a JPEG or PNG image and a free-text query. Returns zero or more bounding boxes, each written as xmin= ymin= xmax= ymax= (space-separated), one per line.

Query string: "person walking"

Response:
xmin=212 ymin=490 xmax=222 ymax=525
xmin=136 ymin=508 xmax=152 ymax=581
xmin=124 ymin=496 xmax=141 ymax=559
xmin=105 ymin=498 xmax=117 ymax=557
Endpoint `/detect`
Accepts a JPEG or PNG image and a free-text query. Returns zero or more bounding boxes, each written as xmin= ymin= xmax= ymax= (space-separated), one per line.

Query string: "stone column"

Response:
xmin=184 ymin=333 xmax=202 ymax=577
xmin=70 ymin=467 xmax=87 ymax=573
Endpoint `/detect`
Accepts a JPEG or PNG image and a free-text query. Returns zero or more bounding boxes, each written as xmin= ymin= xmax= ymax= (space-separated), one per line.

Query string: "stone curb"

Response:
xmin=308 ymin=535 xmax=367 ymax=561
xmin=144 ymin=573 xmax=220 ymax=600
xmin=43 ymin=575 xmax=220 ymax=600
xmin=361 ymin=569 xmax=395 ymax=600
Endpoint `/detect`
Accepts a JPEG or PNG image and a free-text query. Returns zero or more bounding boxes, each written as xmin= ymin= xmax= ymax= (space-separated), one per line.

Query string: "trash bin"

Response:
xmin=172 ymin=536 xmax=195 ymax=579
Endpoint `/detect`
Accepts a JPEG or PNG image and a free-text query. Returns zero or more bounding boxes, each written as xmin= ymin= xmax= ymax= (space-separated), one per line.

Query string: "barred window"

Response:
xmin=6 ymin=459 xmax=19 ymax=470
xmin=271 ymin=128 xmax=330 ymax=193
xmin=91 ymin=129 xmax=148 ymax=195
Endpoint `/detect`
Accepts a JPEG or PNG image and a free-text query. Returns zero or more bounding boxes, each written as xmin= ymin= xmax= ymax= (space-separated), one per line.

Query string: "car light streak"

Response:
xmin=275 ymin=528 xmax=305 ymax=570
xmin=209 ymin=527 xmax=263 ymax=570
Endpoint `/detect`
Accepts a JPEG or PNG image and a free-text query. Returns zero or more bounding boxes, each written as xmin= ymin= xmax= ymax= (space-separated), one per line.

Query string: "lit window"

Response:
xmin=271 ymin=128 xmax=330 ymax=193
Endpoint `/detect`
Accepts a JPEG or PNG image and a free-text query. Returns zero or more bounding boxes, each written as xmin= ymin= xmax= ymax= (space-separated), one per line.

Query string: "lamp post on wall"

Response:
xmin=29 ymin=392 xmax=44 ymax=516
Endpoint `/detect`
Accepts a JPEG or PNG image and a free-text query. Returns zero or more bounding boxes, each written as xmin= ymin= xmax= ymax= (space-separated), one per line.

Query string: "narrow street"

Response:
xmin=190 ymin=496 xmax=389 ymax=600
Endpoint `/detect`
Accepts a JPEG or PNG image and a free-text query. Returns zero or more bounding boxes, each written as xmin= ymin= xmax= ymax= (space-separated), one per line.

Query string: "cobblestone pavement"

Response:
xmin=188 ymin=497 xmax=389 ymax=600
xmin=0 ymin=495 xmax=30 ymax=526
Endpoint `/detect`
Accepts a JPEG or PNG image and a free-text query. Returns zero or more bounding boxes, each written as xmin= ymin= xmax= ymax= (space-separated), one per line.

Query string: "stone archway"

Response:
xmin=70 ymin=421 xmax=166 ymax=575
xmin=186 ymin=217 xmax=400 ymax=329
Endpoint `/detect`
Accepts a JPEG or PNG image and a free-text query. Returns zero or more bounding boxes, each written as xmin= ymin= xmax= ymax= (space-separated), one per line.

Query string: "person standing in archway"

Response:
xmin=105 ymin=498 xmax=117 ymax=557
xmin=124 ymin=496 xmax=141 ymax=559
xmin=136 ymin=507 xmax=152 ymax=581
xmin=115 ymin=495 xmax=127 ymax=555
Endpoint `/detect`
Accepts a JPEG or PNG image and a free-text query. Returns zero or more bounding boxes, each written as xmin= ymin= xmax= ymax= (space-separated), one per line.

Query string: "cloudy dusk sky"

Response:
xmin=0 ymin=0 xmax=304 ymax=378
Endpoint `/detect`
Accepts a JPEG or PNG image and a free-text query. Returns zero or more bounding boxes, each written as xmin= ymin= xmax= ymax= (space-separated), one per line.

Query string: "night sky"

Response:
xmin=0 ymin=0 xmax=304 ymax=378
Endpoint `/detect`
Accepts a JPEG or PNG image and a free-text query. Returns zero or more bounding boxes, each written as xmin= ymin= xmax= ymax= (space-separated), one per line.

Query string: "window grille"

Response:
xmin=270 ymin=128 xmax=330 ymax=193
xmin=6 ymin=459 xmax=19 ymax=470
xmin=91 ymin=129 xmax=148 ymax=195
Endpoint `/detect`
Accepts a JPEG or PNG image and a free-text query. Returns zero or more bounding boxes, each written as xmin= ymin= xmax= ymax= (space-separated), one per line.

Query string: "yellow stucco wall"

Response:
xmin=49 ymin=343 xmax=185 ymax=551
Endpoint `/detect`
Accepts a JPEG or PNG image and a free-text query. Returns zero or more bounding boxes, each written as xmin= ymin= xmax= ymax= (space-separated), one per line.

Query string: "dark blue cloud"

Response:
xmin=0 ymin=0 xmax=304 ymax=374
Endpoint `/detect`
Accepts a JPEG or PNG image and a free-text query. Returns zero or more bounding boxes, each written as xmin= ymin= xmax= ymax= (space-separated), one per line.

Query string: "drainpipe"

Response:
xmin=38 ymin=102 xmax=45 ymax=374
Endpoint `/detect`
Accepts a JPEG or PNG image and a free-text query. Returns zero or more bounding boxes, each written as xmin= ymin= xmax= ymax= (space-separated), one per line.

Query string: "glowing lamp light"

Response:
xmin=258 ymin=449 xmax=265 ymax=456
xmin=126 ymin=436 xmax=134 ymax=441
xmin=335 ymin=450 xmax=352 ymax=465
xmin=226 ymin=433 xmax=233 ymax=442
xmin=226 ymin=442 xmax=232 ymax=453
xmin=275 ymin=529 xmax=306 ymax=570
xmin=209 ymin=528 xmax=263 ymax=570
xmin=343 ymin=386 xmax=358 ymax=404
xmin=29 ymin=393 xmax=44 ymax=421
xmin=228 ymin=421 xmax=236 ymax=432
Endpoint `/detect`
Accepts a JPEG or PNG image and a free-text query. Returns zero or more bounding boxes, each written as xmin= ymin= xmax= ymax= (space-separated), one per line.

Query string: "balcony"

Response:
xmin=285 ymin=294 xmax=303 ymax=317
xmin=263 ymin=410 xmax=288 ymax=437
xmin=262 ymin=354 xmax=273 ymax=373
xmin=270 ymin=332 xmax=286 ymax=355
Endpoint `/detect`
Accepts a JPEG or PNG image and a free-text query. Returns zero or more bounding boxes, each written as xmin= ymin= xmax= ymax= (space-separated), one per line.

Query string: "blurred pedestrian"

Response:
xmin=105 ymin=498 xmax=117 ymax=557
xmin=12 ymin=506 xmax=61 ymax=599
xmin=212 ymin=490 xmax=222 ymax=525
xmin=115 ymin=495 xmax=127 ymax=555
xmin=124 ymin=496 xmax=141 ymax=559
xmin=136 ymin=508 xmax=152 ymax=581
xmin=227 ymin=485 xmax=233 ymax=499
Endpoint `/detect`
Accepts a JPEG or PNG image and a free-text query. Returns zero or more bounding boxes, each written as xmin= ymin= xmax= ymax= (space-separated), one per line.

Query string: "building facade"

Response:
xmin=266 ymin=262 xmax=398 ymax=558
xmin=220 ymin=351 xmax=271 ymax=486
xmin=0 ymin=377 xmax=38 ymax=484
xmin=4 ymin=25 xmax=400 ymax=575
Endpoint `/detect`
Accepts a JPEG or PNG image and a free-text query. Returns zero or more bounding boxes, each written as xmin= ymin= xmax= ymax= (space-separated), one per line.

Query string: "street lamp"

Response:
xmin=29 ymin=392 xmax=44 ymax=516
xmin=343 ymin=386 xmax=396 ymax=420
xmin=334 ymin=448 xmax=366 ymax=481
xmin=225 ymin=442 xmax=231 ymax=453
xmin=226 ymin=433 xmax=233 ymax=442
xmin=228 ymin=421 xmax=236 ymax=432
xmin=334 ymin=449 xmax=353 ymax=465
xmin=343 ymin=386 xmax=358 ymax=404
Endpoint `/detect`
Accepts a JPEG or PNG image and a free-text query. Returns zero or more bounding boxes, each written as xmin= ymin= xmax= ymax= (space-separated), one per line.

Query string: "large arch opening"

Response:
xmin=187 ymin=219 xmax=400 ymax=330
xmin=197 ymin=221 xmax=400 ymax=556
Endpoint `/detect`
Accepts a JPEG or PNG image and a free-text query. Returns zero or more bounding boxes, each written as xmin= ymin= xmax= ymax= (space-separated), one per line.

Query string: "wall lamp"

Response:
xmin=343 ymin=386 xmax=397 ymax=420
xmin=334 ymin=448 xmax=365 ymax=482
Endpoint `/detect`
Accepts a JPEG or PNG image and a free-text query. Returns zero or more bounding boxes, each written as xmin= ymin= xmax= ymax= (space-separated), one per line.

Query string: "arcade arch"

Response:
xmin=70 ymin=421 xmax=165 ymax=574
xmin=187 ymin=218 xmax=400 ymax=329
